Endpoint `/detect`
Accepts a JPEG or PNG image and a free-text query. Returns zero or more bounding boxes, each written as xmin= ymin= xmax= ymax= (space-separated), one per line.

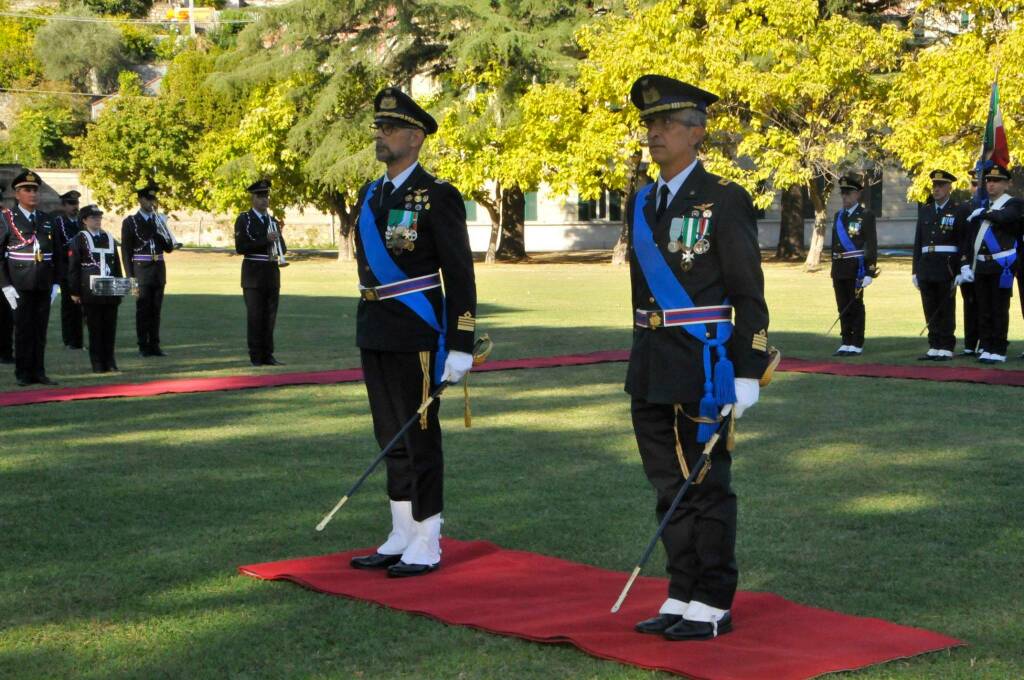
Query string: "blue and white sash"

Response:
xmin=632 ymin=184 xmax=735 ymax=442
xmin=835 ymin=210 xmax=866 ymax=284
xmin=358 ymin=180 xmax=447 ymax=383
xmin=981 ymin=228 xmax=1018 ymax=289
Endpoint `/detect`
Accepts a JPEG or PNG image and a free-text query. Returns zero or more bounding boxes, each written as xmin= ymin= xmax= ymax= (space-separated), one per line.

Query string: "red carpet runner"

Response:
xmin=3 ymin=349 xmax=1022 ymax=408
xmin=240 ymin=539 xmax=962 ymax=680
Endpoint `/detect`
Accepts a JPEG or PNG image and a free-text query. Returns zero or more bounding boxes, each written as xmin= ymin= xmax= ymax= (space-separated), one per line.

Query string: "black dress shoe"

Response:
xmin=1 ymin=356 xmax=15 ymax=364
xmin=16 ymin=377 xmax=33 ymax=387
xmin=663 ymin=612 xmax=733 ymax=641
xmin=263 ymin=356 xmax=285 ymax=366
xmin=634 ymin=613 xmax=683 ymax=635
xmin=150 ymin=348 xmax=167 ymax=357
xmin=108 ymin=362 xmax=119 ymax=371
xmin=917 ymin=353 xmax=937 ymax=361
xmin=934 ymin=354 xmax=953 ymax=362
xmin=36 ymin=376 xmax=58 ymax=386
xmin=250 ymin=358 xmax=263 ymax=367
xmin=387 ymin=561 xmax=439 ymax=578
xmin=350 ymin=553 xmax=402 ymax=570
xmin=65 ymin=344 xmax=83 ymax=350
xmin=138 ymin=349 xmax=152 ymax=358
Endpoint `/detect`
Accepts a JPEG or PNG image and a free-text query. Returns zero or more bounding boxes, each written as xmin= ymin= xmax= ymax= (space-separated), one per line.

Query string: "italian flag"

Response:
xmin=982 ymin=80 xmax=1010 ymax=168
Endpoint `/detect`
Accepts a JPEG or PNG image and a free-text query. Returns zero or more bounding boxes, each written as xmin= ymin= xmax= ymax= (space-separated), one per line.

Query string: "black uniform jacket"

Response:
xmin=830 ymin=204 xmax=878 ymax=280
xmin=913 ymin=200 xmax=962 ymax=282
xmin=354 ymin=164 xmax=477 ymax=355
xmin=53 ymin=215 xmax=82 ymax=285
xmin=625 ymin=162 xmax=771 ymax=405
xmin=962 ymin=195 xmax=1022 ymax=276
xmin=121 ymin=213 xmax=173 ymax=287
xmin=68 ymin=230 xmax=124 ymax=305
xmin=235 ymin=210 xmax=287 ymax=289
xmin=0 ymin=207 xmax=58 ymax=292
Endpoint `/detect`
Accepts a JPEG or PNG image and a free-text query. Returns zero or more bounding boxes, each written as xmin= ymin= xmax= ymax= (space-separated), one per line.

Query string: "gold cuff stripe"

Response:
xmin=752 ymin=337 xmax=768 ymax=351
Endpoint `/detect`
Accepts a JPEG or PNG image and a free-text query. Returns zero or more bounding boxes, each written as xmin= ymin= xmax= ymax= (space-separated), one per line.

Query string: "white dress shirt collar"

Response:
xmin=656 ymin=158 xmax=700 ymax=205
xmin=383 ymin=161 xmax=420 ymax=193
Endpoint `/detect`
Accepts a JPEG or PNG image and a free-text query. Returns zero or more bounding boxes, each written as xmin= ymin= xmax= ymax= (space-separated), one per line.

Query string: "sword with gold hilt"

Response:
xmin=610 ymin=347 xmax=781 ymax=614
xmin=315 ymin=334 xmax=494 ymax=532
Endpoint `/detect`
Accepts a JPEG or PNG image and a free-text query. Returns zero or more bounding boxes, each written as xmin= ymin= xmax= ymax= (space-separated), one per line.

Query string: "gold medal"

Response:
xmin=702 ymin=210 xmax=712 ymax=218
xmin=693 ymin=238 xmax=710 ymax=255
xmin=681 ymin=251 xmax=695 ymax=271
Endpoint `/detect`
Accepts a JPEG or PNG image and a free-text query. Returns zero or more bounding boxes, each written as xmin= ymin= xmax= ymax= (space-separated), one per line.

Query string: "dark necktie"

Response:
xmin=380 ymin=180 xmax=394 ymax=208
xmin=656 ymin=184 xmax=669 ymax=221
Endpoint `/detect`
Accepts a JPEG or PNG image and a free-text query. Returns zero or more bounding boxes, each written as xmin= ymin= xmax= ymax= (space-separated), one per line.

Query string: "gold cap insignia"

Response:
xmin=26 ymin=173 xmax=38 ymax=182
xmin=642 ymin=82 xmax=660 ymax=106
xmin=380 ymin=96 xmax=397 ymax=110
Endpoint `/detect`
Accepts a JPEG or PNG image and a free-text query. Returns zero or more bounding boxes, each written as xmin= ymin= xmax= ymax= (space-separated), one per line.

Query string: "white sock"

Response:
xmin=377 ymin=500 xmax=413 ymax=555
xmin=400 ymin=513 xmax=442 ymax=565
xmin=658 ymin=598 xmax=689 ymax=615
xmin=684 ymin=600 xmax=729 ymax=623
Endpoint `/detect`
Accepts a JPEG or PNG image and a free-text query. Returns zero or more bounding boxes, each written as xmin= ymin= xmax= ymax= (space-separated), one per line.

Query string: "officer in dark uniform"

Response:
xmin=957 ymin=169 xmax=981 ymax=356
xmin=830 ymin=175 xmax=878 ymax=356
xmin=624 ymin=75 xmax=770 ymax=641
xmin=53 ymin=190 xmax=84 ymax=350
xmin=958 ymin=164 xmax=1021 ymax=363
xmin=0 ymin=182 xmax=12 ymax=365
xmin=68 ymin=205 xmax=123 ymax=373
xmin=234 ymin=179 xmax=287 ymax=366
xmin=0 ymin=170 xmax=60 ymax=386
xmin=912 ymin=170 xmax=962 ymax=360
xmin=121 ymin=182 xmax=174 ymax=357
xmin=348 ymin=88 xmax=477 ymax=578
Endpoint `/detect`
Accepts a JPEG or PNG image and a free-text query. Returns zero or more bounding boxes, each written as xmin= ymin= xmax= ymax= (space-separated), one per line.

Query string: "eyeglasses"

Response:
xmin=640 ymin=116 xmax=697 ymax=131
xmin=370 ymin=122 xmax=414 ymax=136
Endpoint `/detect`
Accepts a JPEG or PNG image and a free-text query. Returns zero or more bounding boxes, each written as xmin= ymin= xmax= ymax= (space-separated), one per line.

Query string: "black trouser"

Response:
xmin=243 ymin=286 xmax=279 ymax=362
xmin=631 ymin=398 xmax=737 ymax=610
xmin=833 ymin=278 xmax=865 ymax=347
xmin=920 ymin=279 xmax=956 ymax=351
xmin=1018 ymin=267 xmax=1024 ymax=333
xmin=0 ymin=294 xmax=12 ymax=360
xmin=361 ymin=349 xmax=443 ymax=522
xmin=59 ymin=281 xmax=83 ymax=348
xmin=960 ymin=282 xmax=979 ymax=353
xmin=84 ymin=303 xmax=118 ymax=371
xmin=12 ymin=290 xmax=51 ymax=382
xmin=136 ymin=284 xmax=164 ymax=352
xmin=974 ymin=272 xmax=1013 ymax=356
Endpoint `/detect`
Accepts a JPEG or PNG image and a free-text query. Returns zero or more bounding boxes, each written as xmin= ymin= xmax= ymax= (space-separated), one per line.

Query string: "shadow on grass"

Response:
xmin=2 ymin=363 xmax=1021 ymax=678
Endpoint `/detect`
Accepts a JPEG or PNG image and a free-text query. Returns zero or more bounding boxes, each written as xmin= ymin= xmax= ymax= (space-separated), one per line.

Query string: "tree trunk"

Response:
xmin=478 ymin=192 xmax=501 ymax=265
xmin=774 ymin=184 xmax=805 ymax=260
xmin=612 ymin=152 xmax=647 ymax=265
xmin=803 ymin=180 xmax=831 ymax=271
xmin=496 ymin=185 xmax=527 ymax=261
xmin=331 ymin=193 xmax=358 ymax=262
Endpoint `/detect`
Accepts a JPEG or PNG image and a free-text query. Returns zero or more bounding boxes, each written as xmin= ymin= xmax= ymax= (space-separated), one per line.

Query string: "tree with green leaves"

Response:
xmin=0 ymin=3 xmax=44 ymax=89
xmin=2 ymin=91 xmax=87 ymax=167
xmin=518 ymin=0 xmax=905 ymax=266
xmin=884 ymin=11 xmax=1024 ymax=202
xmin=34 ymin=6 xmax=125 ymax=93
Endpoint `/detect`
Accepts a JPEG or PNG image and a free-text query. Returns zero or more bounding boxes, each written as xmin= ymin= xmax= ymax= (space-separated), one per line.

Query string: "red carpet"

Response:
xmin=239 ymin=538 xmax=962 ymax=680
xmin=2 ymin=349 xmax=1022 ymax=408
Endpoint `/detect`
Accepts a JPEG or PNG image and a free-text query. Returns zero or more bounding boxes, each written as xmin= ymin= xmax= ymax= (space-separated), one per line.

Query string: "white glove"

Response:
xmin=2 ymin=285 xmax=18 ymax=310
xmin=959 ymin=265 xmax=974 ymax=284
xmin=733 ymin=378 xmax=760 ymax=419
xmin=860 ymin=275 xmax=873 ymax=288
xmin=50 ymin=284 xmax=60 ymax=304
xmin=954 ymin=275 xmax=963 ymax=286
xmin=912 ymin=275 xmax=919 ymax=290
xmin=967 ymin=207 xmax=984 ymax=221
xmin=441 ymin=350 xmax=474 ymax=384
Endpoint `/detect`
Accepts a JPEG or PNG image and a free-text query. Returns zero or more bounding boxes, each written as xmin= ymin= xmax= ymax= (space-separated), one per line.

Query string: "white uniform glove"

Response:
xmin=912 ymin=275 xmax=919 ymax=290
xmin=733 ymin=378 xmax=760 ymax=419
xmin=50 ymin=284 xmax=60 ymax=304
xmin=2 ymin=286 xmax=19 ymax=310
xmin=959 ymin=265 xmax=974 ymax=284
xmin=967 ymin=207 xmax=984 ymax=221
xmin=860 ymin=275 xmax=873 ymax=288
xmin=441 ymin=350 xmax=474 ymax=384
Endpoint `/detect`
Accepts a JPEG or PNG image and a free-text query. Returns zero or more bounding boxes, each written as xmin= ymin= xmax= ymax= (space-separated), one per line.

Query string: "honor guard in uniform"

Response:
xmin=53 ymin=190 xmax=85 ymax=350
xmin=234 ymin=179 xmax=286 ymax=366
xmin=68 ymin=205 xmax=123 ymax=373
xmin=0 ymin=170 xmax=61 ymax=386
xmin=348 ymin=88 xmax=477 ymax=578
xmin=625 ymin=76 xmax=769 ymax=640
xmin=0 ymin=183 xmax=12 ymax=365
xmin=957 ymin=169 xmax=981 ymax=356
xmin=830 ymin=175 xmax=878 ymax=356
xmin=912 ymin=170 xmax=963 ymax=360
xmin=957 ymin=164 xmax=1021 ymax=363
xmin=121 ymin=182 xmax=173 ymax=357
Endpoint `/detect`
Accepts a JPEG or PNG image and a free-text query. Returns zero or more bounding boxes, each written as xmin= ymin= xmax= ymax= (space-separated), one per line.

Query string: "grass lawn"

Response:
xmin=1 ymin=252 xmax=1023 ymax=679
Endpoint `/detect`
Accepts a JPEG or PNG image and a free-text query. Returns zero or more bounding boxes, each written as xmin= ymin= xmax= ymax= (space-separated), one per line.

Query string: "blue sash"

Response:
xmin=631 ymin=184 xmax=735 ymax=442
xmin=359 ymin=180 xmax=447 ymax=383
xmin=835 ymin=211 xmax=866 ymax=284
xmin=982 ymin=227 xmax=1018 ymax=289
